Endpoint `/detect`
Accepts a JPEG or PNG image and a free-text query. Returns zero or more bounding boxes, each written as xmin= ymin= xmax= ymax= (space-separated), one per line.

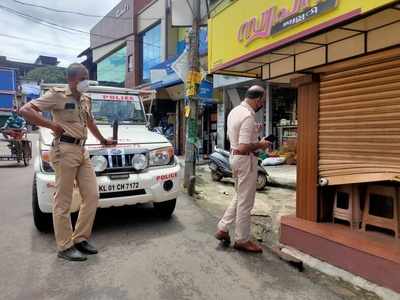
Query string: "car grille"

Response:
xmin=106 ymin=153 xmax=137 ymax=168
xmin=89 ymin=148 xmax=148 ymax=173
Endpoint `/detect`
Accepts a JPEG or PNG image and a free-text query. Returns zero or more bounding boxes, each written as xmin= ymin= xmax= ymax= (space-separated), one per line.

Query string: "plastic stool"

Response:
xmin=333 ymin=184 xmax=361 ymax=229
xmin=362 ymin=185 xmax=399 ymax=238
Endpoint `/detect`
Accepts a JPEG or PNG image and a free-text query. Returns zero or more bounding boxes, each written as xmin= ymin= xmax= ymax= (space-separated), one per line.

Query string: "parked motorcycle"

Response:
xmin=208 ymin=147 xmax=269 ymax=191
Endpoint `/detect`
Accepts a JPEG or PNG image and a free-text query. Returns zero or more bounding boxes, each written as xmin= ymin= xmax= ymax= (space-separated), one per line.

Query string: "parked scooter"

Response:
xmin=208 ymin=147 xmax=269 ymax=191
xmin=152 ymin=118 xmax=174 ymax=142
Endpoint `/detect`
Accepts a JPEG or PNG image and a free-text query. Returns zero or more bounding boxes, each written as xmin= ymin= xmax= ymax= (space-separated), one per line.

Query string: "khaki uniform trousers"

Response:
xmin=50 ymin=142 xmax=99 ymax=251
xmin=218 ymin=154 xmax=258 ymax=242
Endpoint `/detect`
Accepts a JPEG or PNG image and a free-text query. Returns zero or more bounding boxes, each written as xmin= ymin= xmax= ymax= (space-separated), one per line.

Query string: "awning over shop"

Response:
xmin=149 ymin=77 xmax=182 ymax=90
xmin=148 ymin=76 xmax=183 ymax=91
xmin=148 ymin=53 xmax=218 ymax=104
xmin=208 ymin=0 xmax=400 ymax=83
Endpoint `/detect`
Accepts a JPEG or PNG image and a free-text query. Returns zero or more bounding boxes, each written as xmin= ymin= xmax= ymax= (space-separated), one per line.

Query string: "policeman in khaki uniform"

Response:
xmin=21 ymin=63 xmax=115 ymax=261
xmin=215 ymin=85 xmax=270 ymax=253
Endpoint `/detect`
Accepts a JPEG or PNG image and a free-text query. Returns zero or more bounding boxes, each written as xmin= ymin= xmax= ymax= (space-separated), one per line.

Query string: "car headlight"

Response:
xmin=90 ymin=155 xmax=108 ymax=172
xmin=41 ymin=150 xmax=54 ymax=173
xmin=149 ymin=147 xmax=174 ymax=166
xmin=132 ymin=154 xmax=147 ymax=170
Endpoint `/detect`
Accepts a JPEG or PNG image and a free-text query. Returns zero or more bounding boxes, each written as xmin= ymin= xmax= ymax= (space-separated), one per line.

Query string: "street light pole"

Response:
xmin=184 ymin=0 xmax=201 ymax=195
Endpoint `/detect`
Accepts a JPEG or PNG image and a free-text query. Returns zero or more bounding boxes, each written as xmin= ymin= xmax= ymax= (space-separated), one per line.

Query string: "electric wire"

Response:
xmin=0 ymin=4 xmax=161 ymax=48
xmin=10 ymin=0 xmax=162 ymax=20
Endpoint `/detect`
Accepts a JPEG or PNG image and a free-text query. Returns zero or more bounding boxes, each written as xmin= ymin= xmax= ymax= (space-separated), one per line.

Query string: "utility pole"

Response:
xmin=184 ymin=0 xmax=201 ymax=195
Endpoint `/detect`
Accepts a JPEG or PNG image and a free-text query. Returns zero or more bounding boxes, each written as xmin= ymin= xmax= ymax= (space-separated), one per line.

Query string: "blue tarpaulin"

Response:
xmin=21 ymin=83 xmax=40 ymax=101
xmin=150 ymin=54 xmax=180 ymax=75
xmin=149 ymin=54 xmax=183 ymax=90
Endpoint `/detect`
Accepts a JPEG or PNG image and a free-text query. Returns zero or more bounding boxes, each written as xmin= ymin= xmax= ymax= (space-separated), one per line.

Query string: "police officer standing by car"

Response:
xmin=215 ymin=85 xmax=270 ymax=253
xmin=20 ymin=63 xmax=115 ymax=261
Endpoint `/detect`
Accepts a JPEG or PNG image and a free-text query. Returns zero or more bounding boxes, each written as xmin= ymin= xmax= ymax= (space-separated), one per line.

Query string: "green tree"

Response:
xmin=24 ymin=66 xmax=67 ymax=83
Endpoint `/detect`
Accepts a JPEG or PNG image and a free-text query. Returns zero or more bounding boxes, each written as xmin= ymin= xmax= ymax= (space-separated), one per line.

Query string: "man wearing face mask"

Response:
xmin=20 ymin=63 xmax=115 ymax=261
xmin=215 ymin=85 xmax=270 ymax=253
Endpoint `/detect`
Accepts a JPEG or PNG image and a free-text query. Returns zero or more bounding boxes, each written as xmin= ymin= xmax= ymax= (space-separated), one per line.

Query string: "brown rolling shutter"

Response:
xmin=318 ymin=48 xmax=400 ymax=185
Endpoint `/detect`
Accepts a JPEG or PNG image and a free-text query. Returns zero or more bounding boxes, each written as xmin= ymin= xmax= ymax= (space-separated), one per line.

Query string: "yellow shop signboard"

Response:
xmin=208 ymin=0 xmax=397 ymax=72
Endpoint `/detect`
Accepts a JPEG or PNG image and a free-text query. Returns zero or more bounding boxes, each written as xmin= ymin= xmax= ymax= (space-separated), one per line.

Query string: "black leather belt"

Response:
xmin=59 ymin=135 xmax=86 ymax=146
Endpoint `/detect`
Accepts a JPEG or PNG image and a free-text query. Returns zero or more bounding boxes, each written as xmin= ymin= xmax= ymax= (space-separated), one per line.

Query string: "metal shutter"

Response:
xmin=318 ymin=49 xmax=400 ymax=185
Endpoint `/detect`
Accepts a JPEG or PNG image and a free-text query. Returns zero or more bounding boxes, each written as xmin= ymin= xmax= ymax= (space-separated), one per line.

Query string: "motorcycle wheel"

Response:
xmin=211 ymin=170 xmax=223 ymax=182
xmin=256 ymin=172 xmax=268 ymax=191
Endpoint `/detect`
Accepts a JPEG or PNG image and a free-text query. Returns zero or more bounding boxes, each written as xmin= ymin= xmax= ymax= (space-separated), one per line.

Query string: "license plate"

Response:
xmin=98 ymin=182 xmax=139 ymax=193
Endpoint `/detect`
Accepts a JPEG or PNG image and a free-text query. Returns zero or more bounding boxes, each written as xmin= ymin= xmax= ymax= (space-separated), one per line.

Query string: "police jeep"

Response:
xmin=33 ymin=83 xmax=181 ymax=232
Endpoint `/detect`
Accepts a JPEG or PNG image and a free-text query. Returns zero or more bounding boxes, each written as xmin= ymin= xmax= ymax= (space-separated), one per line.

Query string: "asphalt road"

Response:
xmin=0 ymin=135 xmax=371 ymax=300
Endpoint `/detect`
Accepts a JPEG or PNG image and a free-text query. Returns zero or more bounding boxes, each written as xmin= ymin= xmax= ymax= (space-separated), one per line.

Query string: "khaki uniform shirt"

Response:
xmin=227 ymin=101 xmax=258 ymax=150
xmin=31 ymin=86 xmax=92 ymax=139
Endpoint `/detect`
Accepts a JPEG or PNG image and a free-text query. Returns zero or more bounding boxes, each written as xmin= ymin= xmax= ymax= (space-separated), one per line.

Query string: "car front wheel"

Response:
xmin=32 ymin=174 xmax=53 ymax=232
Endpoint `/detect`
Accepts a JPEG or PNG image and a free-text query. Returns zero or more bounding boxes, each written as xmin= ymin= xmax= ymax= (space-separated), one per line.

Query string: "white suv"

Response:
xmin=32 ymin=84 xmax=181 ymax=232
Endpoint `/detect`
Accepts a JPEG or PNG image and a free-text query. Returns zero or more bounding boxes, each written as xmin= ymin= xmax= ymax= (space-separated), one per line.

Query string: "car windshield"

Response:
xmin=91 ymin=94 xmax=146 ymax=125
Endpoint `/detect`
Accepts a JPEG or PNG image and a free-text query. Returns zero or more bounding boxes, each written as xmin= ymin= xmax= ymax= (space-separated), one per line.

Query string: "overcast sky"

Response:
xmin=0 ymin=0 xmax=121 ymax=66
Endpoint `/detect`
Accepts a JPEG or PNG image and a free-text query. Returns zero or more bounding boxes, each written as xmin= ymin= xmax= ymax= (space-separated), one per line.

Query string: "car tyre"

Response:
xmin=154 ymin=199 xmax=176 ymax=219
xmin=32 ymin=174 xmax=53 ymax=232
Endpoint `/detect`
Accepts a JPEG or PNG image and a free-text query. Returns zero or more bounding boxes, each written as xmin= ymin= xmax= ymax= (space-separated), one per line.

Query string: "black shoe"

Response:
xmin=75 ymin=241 xmax=98 ymax=255
xmin=57 ymin=246 xmax=87 ymax=262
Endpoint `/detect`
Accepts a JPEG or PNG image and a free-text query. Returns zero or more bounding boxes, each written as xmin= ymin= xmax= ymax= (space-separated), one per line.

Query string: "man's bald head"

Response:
xmin=67 ymin=63 xmax=88 ymax=81
xmin=66 ymin=63 xmax=89 ymax=94
xmin=245 ymin=85 xmax=265 ymax=113
xmin=245 ymin=85 xmax=265 ymax=101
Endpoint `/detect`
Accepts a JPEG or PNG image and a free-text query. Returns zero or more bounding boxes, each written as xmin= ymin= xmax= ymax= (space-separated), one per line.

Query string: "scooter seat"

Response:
xmin=215 ymin=148 xmax=230 ymax=157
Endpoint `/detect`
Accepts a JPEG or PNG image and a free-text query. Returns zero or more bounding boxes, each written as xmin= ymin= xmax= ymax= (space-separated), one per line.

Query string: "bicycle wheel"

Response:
xmin=22 ymin=141 xmax=32 ymax=167
xmin=14 ymin=141 xmax=22 ymax=163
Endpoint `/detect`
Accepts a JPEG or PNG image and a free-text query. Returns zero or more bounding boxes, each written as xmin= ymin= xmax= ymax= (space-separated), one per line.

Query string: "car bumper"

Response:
xmin=35 ymin=164 xmax=181 ymax=213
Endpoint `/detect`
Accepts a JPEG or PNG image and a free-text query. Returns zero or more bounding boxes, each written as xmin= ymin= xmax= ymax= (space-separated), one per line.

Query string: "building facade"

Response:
xmin=87 ymin=0 xmax=173 ymax=88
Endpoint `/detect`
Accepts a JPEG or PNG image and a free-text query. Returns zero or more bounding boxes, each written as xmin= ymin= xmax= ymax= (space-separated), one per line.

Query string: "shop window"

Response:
xmin=97 ymin=46 xmax=127 ymax=87
xmin=139 ymin=23 xmax=161 ymax=83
